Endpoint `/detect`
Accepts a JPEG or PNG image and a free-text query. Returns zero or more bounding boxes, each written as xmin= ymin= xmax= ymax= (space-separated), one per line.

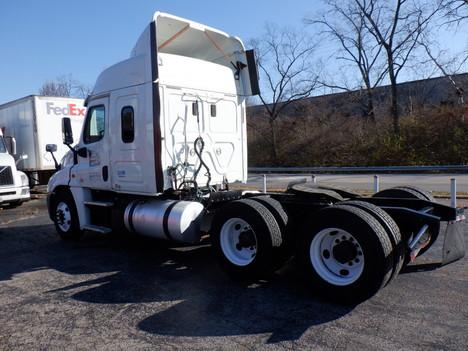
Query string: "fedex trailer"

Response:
xmin=46 ymin=12 xmax=465 ymax=303
xmin=0 ymin=95 xmax=85 ymax=185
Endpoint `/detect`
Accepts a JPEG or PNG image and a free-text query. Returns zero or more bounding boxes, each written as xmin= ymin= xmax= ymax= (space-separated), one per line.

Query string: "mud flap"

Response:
xmin=442 ymin=221 xmax=465 ymax=265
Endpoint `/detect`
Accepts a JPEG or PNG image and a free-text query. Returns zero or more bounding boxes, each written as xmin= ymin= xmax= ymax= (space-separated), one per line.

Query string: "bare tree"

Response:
xmin=39 ymin=74 xmax=92 ymax=98
xmin=354 ymin=0 xmax=443 ymax=134
xmin=419 ymin=41 xmax=466 ymax=106
xmin=443 ymin=0 xmax=468 ymax=24
xmin=250 ymin=24 xmax=319 ymax=164
xmin=308 ymin=0 xmax=388 ymax=122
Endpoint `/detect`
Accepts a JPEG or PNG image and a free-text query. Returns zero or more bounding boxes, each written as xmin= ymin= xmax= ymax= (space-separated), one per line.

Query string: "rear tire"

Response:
xmin=298 ymin=205 xmax=394 ymax=303
xmin=338 ymin=201 xmax=404 ymax=284
xmin=373 ymin=186 xmax=434 ymax=202
xmin=51 ymin=190 xmax=83 ymax=241
xmin=373 ymin=186 xmax=438 ymax=258
xmin=249 ymin=195 xmax=293 ymax=260
xmin=211 ymin=199 xmax=286 ymax=279
xmin=396 ymin=186 xmax=435 ymax=202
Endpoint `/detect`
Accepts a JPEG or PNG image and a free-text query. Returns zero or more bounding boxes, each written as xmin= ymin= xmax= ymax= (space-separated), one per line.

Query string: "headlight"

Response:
xmin=21 ymin=173 xmax=29 ymax=187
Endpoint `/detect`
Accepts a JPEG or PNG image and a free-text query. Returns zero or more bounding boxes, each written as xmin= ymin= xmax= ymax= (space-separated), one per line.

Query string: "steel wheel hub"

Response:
xmin=310 ymin=228 xmax=365 ymax=286
xmin=56 ymin=201 xmax=72 ymax=232
xmin=220 ymin=218 xmax=257 ymax=266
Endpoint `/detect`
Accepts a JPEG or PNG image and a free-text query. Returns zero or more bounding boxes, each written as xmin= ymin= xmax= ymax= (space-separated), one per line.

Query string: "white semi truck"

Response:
xmin=0 ymin=128 xmax=30 ymax=207
xmin=0 ymin=95 xmax=85 ymax=185
xmin=46 ymin=12 xmax=465 ymax=302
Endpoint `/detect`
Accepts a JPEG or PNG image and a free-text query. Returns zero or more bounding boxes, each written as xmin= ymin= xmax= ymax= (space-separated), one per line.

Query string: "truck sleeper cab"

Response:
xmin=0 ymin=129 xmax=30 ymax=207
xmin=47 ymin=12 xmax=465 ymax=303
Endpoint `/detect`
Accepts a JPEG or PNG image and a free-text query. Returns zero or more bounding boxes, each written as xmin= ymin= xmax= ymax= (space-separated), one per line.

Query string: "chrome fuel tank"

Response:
xmin=124 ymin=200 xmax=204 ymax=243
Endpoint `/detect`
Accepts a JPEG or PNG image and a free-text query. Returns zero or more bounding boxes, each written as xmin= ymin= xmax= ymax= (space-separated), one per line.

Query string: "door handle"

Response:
xmin=102 ymin=166 xmax=109 ymax=182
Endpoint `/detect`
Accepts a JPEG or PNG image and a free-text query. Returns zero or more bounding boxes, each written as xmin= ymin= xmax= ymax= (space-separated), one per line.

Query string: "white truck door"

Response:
xmin=109 ymin=93 xmax=147 ymax=193
xmin=70 ymin=97 xmax=111 ymax=190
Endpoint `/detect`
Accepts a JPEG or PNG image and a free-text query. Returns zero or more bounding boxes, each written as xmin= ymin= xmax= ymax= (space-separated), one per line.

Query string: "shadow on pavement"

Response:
xmin=0 ymin=223 xmax=354 ymax=343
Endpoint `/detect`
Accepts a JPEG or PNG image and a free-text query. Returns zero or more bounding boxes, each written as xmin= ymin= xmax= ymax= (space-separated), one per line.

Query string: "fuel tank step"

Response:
xmin=82 ymin=225 xmax=112 ymax=234
xmin=84 ymin=201 xmax=114 ymax=207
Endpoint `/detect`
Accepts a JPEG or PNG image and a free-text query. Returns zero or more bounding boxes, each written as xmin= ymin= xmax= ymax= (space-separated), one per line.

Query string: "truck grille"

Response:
xmin=0 ymin=166 xmax=14 ymax=186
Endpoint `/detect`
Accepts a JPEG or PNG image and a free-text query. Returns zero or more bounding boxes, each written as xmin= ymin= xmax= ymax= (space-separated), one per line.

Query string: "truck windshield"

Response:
xmin=0 ymin=136 xmax=6 ymax=153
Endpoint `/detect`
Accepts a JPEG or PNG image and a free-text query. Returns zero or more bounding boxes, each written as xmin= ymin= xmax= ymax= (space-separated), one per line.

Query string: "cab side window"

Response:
xmin=121 ymin=106 xmax=134 ymax=143
xmin=83 ymin=105 xmax=105 ymax=144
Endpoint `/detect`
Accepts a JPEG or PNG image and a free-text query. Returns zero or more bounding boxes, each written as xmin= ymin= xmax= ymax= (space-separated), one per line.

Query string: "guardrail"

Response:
xmin=249 ymin=167 xmax=464 ymax=206
xmin=249 ymin=165 xmax=468 ymax=174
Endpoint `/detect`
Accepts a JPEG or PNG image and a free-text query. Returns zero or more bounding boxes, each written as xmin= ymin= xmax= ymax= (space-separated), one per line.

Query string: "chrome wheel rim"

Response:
xmin=220 ymin=218 xmax=257 ymax=266
xmin=56 ymin=201 xmax=72 ymax=232
xmin=310 ymin=228 xmax=365 ymax=286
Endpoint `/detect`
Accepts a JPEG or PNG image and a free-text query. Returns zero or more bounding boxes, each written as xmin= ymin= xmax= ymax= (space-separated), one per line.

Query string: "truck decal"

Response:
xmin=46 ymin=102 xmax=86 ymax=117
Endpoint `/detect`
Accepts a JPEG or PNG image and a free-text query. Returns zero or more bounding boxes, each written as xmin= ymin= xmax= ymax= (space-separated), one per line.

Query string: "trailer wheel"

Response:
xmin=298 ymin=205 xmax=394 ymax=303
xmin=52 ymin=191 xmax=83 ymax=241
xmin=373 ymin=186 xmax=438 ymax=258
xmin=337 ymin=201 xmax=404 ymax=285
xmin=211 ymin=199 xmax=285 ymax=279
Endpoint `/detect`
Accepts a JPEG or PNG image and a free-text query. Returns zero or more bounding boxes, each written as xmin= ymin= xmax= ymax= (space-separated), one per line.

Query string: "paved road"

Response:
xmin=245 ymin=173 xmax=468 ymax=194
xmin=0 ymin=199 xmax=467 ymax=350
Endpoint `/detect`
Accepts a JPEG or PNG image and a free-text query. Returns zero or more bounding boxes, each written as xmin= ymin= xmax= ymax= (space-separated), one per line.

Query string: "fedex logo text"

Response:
xmin=46 ymin=102 xmax=86 ymax=117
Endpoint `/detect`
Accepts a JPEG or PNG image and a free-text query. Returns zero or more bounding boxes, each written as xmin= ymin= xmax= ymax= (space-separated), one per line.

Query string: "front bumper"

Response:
xmin=0 ymin=186 xmax=30 ymax=204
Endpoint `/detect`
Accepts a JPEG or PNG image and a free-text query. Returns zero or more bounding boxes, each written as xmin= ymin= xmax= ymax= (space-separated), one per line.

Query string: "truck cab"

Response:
xmin=47 ymin=12 xmax=259 ymax=234
xmin=0 ymin=129 xmax=30 ymax=207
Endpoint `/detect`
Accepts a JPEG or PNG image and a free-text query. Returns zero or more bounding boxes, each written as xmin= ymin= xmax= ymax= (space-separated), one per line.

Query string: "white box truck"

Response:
xmin=0 ymin=128 xmax=30 ymax=207
xmin=0 ymin=95 xmax=85 ymax=185
xmin=46 ymin=12 xmax=465 ymax=303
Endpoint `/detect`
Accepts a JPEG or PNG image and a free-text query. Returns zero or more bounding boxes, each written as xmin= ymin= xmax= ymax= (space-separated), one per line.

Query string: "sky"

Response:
xmin=0 ymin=0 xmax=466 ymax=104
xmin=0 ymin=0 xmax=319 ymax=104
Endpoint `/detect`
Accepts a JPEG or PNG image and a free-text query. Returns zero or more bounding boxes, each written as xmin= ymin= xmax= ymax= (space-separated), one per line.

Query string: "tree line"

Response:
xmin=249 ymin=0 xmax=468 ymax=165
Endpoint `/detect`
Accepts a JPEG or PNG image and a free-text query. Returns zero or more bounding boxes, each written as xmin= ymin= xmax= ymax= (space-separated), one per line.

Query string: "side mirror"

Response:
xmin=46 ymin=144 xmax=57 ymax=153
xmin=46 ymin=144 xmax=60 ymax=170
xmin=245 ymin=49 xmax=260 ymax=96
xmin=62 ymin=117 xmax=74 ymax=145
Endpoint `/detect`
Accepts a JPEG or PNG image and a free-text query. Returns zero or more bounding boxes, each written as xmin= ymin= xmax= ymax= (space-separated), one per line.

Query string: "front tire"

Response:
xmin=298 ymin=205 xmax=394 ymax=303
xmin=51 ymin=191 xmax=83 ymax=241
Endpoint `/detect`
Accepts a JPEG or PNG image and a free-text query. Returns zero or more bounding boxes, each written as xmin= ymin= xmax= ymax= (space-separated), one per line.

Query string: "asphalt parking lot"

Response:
xmin=0 ymin=199 xmax=467 ymax=350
